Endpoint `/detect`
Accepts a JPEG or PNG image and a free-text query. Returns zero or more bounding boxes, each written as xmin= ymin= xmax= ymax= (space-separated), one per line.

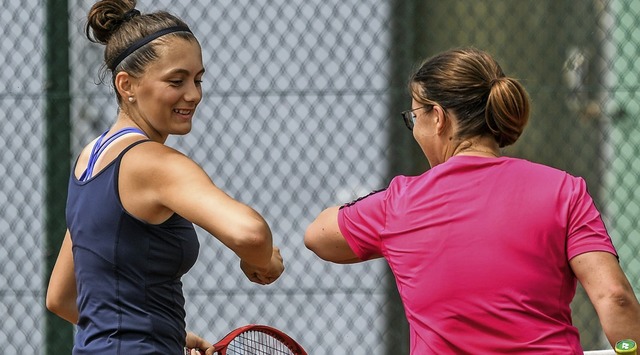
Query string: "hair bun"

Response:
xmin=86 ymin=0 xmax=137 ymax=44
xmin=485 ymin=77 xmax=530 ymax=147
xmin=121 ymin=9 xmax=140 ymax=23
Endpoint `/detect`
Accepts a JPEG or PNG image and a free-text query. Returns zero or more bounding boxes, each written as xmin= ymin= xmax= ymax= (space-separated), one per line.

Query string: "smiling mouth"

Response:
xmin=174 ymin=109 xmax=193 ymax=115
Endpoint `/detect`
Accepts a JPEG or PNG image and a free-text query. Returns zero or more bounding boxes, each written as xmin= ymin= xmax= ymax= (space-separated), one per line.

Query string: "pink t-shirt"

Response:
xmin=338 ymin=156 xmax=617 ymax=354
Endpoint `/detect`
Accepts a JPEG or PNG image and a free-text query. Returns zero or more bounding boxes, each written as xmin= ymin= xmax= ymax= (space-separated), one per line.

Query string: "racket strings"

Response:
xmin=226 ymin=330 xmax=295 ymax=355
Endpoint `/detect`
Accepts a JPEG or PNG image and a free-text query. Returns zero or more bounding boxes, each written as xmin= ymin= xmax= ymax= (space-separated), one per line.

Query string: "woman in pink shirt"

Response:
xmin=304 ymin=48 xmax=640 ymax=354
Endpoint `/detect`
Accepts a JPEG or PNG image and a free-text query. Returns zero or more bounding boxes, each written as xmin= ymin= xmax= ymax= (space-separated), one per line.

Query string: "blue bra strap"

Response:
xmin=79 ymin=127 xmax=147 ymax=181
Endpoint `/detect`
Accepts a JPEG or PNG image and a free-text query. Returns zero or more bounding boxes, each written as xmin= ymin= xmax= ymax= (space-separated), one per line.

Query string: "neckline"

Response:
xmin=453 ymin=150 xmax=500 ymax=158
xmin=78 ymin=127 xmax=148 ymax=182
xmin=450 ymin=154 xmax=504 ymax=160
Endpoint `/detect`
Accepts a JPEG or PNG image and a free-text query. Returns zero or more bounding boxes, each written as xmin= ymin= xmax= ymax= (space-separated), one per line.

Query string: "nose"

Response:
xmin=185 ymin=81 xmax=202 ymax=104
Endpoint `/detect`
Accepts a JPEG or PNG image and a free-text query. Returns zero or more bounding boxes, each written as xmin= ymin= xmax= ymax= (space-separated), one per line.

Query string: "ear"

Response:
xmin=114 ymin=71 xmax=136 ymax=100
xmin=433 ymin=106 xmax=449 ymax=135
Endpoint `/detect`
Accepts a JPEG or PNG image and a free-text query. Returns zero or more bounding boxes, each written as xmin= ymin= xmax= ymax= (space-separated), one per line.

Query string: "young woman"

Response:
xmin=305 ymin=47 xmax=640 ymax=353
xmin=46 ymin=1 xmax=284 ymax=354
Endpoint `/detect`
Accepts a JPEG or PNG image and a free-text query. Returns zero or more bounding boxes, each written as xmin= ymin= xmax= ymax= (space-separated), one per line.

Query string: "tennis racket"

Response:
xmin=185 ymin=324 xmax=307 ymax=355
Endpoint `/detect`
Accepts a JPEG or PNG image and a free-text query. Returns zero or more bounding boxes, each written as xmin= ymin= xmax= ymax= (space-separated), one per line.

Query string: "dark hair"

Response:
xmin=85 ymin=0 xmax=197 ymax=101
xmin=409 ymin=48 xmax=530 ymax=147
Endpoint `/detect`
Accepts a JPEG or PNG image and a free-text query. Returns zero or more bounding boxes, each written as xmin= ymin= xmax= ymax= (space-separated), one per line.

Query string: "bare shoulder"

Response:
xmin=118 ymin=141 xmax=215 ymax=223
xmin=122 ymin=141 xmax=203 ymax=178
xmin=120 ymin=141 xmax=218 ymax=196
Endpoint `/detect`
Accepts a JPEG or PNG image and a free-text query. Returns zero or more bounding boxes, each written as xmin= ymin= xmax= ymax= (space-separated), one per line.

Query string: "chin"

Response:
xmin=174 ymin=124 xmax=193 ymax=136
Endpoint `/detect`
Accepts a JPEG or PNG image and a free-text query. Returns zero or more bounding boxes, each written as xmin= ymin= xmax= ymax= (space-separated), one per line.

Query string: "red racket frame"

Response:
xmin=186 ymin=324 xmax=307 ymax=355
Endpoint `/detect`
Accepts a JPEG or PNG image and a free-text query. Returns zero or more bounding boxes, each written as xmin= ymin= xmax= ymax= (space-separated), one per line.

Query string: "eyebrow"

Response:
xmin=166 ymin=68 xmax=206 ymax=76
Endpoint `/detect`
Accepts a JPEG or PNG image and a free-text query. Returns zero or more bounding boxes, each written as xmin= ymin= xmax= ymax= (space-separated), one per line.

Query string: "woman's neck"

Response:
xmin=451 ymin=135 xmax=500 ymax=158
xmin=114 ymin=113 xmax=165 ymax=143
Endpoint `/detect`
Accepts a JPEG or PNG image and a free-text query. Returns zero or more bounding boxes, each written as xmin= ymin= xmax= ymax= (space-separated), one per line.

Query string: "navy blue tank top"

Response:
xmin=66 ymin=137 xmax=199 ymax=354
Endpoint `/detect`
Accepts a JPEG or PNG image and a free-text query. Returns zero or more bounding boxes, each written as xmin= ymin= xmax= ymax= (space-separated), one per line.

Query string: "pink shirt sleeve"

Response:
xmin=566 ymin=177 xmax=617 ymax=260
xmin=337 ymin=189 xmax=387 ymax=260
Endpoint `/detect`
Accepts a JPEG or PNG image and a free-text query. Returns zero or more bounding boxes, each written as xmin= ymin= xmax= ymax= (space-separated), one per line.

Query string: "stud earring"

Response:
xmin=128 ymin=96 xmax=135 ymax=103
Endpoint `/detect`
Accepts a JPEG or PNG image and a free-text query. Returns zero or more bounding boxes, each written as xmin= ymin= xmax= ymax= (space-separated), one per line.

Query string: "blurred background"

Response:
xmin=1 ymin=0 xmax=639 ymax=353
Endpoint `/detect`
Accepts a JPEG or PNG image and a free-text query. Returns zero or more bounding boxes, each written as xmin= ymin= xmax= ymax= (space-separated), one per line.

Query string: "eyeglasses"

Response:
xmin=400 ymin=105 xmax=433 ymax=131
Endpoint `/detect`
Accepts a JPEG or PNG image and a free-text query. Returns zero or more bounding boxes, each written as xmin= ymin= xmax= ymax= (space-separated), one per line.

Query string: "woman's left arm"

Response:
xmin=570 ymin=251 xmax=640 ymax=346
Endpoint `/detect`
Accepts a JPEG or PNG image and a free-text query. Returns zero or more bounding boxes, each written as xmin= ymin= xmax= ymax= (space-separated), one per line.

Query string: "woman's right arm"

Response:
xmin=46 ymin=230 xmax=79 ymax=324
xmin=304 ymin=206 xmax=364 ymax=264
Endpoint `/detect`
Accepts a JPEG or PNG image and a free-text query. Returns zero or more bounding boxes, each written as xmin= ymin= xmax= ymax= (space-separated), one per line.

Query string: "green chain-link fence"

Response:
xmin=1 ymin=0 xmax=639 ymax=353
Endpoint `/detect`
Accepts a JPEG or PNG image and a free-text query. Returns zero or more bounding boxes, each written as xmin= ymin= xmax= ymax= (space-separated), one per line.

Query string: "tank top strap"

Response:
xmin=79 ymin=127 xmax=147 ymax=182
xmin=117 ymin=138 xmax=152 ymax=159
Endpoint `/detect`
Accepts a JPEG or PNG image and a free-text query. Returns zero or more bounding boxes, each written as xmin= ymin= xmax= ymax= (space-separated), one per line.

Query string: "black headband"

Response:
xmin=111 ymin=25 xmax=192 ymax=69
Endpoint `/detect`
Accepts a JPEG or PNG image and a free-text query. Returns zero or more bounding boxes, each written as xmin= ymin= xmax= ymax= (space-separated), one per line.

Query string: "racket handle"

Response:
xmin=615 ymin=339 xmax=638 ymax=355
xmin=183 ymin=347 xmax=206 ymax=355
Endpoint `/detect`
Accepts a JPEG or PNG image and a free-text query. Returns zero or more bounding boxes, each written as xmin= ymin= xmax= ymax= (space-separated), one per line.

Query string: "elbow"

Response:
xmin=304 ymin=207 xmax=360 ymax=263
xmin=600 ymin=281 xmax=636 ymax=306
xmin=45 ymin=290 xmax=65 ymax=317
xmin=597 ymin=284 xmax=640 ymax=322
xmin=45 ymin=292 xmax=78 ymax=324
xmin=599 ymin=286 xmax=640 ymax=346
xmin=235 ymin=218 xmax=273 ymax=264
xmin=303 ymin=230 xmax=315 ymax=252
xmin=303 ymin=226 xmax=321 ymax=255
xmin=245 ymin=218 xmax=272 ymax=248
xmin=45 ymin=293 xmax=57 ymax=314
xmin=607 ymin=286 xmax=636 ymax=309
xmin=303 ymin=227 xmax=332 ymax=262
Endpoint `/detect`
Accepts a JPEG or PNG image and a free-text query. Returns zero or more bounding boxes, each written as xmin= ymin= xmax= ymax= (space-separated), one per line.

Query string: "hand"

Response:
xmin=185 ymin=331 xmax=213 ymax=355
xmin=240 ymin=246 xmax=284 ymax=285
xmin=184 ymin=347 xmax=216 ymax=355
